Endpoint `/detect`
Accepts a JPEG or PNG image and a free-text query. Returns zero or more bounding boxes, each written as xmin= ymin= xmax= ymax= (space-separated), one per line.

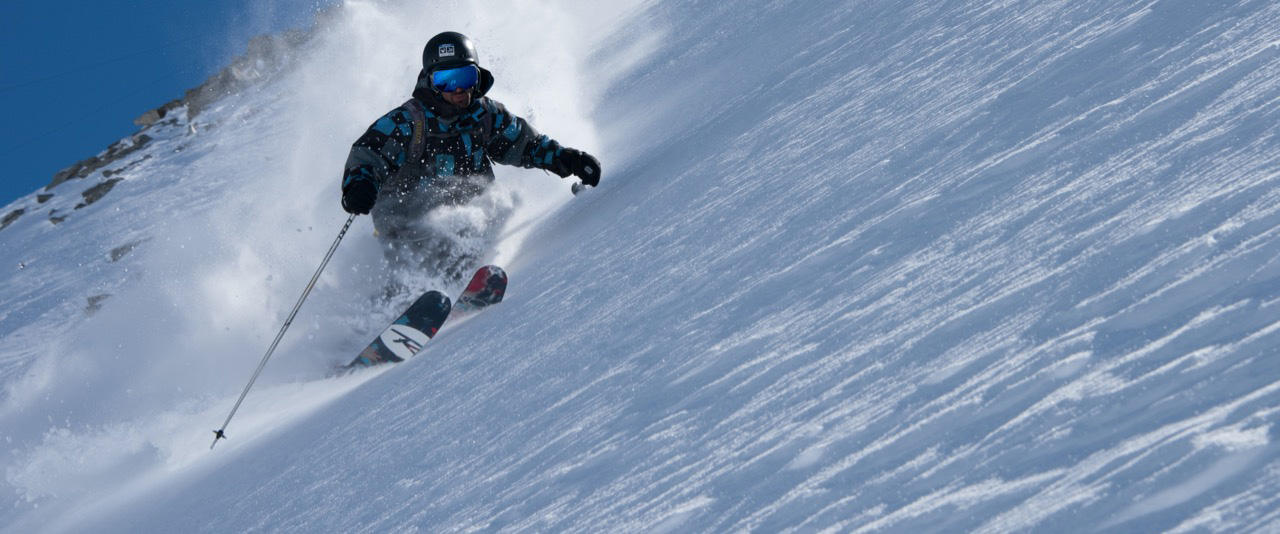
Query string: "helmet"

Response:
xmin=423 ymin=31 xmax=480 ymax=72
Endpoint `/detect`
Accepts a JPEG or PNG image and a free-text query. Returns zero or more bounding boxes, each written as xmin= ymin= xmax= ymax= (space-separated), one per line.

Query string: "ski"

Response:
xmin=346 ymin=290 xmax=452 ymax=368
xmin=452 ymin=264 xmax=507 ymax=319
xmin=342 ymin=265 xmax=507 ymax=370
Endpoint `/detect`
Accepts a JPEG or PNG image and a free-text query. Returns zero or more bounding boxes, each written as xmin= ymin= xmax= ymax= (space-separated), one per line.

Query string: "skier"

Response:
xmin=339 ymin=31 xmax=601 ymax=279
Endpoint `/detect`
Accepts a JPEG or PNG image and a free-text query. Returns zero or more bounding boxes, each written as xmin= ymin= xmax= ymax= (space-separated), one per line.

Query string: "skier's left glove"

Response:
xmin=551 ymin=148 xmax=601 ymax=187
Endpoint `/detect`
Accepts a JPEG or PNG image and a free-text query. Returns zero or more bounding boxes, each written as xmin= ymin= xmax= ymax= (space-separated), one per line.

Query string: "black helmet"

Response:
xmin=423 ymin=31 xmax=480 ymax=71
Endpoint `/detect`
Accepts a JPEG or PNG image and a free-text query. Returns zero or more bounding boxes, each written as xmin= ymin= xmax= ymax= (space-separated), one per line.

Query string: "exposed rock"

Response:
xmin=133 ymin=99 xmax=184 ymax=128
xmin=85 ymin=293 xmax=111 ymax=315
xmin=49 ymin=212 xmax=66 ymax=225
xmin=110 ymin=239 xmax=148 ymax=262
xmin=78 ymin=177 xmax=125 ymax=209
xmin=47 ymin=134 xmax=152 ymax=191
xmin=36 ymin=194 xmax=54 ymax=203
xmin=102 ymin=155 xmax=151 ymax=178
xmin=2 ymin=209 xmax=23 ymax=231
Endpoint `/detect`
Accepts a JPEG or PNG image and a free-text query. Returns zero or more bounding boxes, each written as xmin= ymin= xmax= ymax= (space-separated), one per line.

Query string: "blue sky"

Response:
xmin=0 ymin=1 xmax=327 ymax=209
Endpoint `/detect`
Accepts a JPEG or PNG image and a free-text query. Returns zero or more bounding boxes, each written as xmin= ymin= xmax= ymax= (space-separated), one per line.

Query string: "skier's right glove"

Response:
xmin=341 ymin=180 xmax=378 ymax=215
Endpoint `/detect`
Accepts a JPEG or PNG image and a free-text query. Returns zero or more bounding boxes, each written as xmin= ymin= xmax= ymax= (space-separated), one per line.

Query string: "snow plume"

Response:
xmin=0 ymin=0 xmax=641 ymax=530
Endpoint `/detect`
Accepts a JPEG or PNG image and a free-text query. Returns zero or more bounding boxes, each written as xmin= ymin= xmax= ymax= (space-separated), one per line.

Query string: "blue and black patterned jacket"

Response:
xmin=341 ymin=70 xmax=568 ymax=239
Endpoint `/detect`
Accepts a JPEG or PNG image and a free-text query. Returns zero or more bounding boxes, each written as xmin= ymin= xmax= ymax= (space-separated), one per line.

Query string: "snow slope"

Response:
xmin=2 ymin=0 xmax=1279 ymax=532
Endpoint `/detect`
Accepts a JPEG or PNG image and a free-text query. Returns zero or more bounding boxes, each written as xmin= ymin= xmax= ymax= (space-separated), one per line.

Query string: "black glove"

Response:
xmin=552 ymin=148 xmax=602 ymax=187
xmin=341 ymin=180 xmax=378 ymax=215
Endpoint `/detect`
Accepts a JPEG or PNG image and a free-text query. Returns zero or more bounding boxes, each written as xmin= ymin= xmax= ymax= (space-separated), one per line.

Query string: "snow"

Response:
xmin=1 ymin=0 xmax=1279 ymax=532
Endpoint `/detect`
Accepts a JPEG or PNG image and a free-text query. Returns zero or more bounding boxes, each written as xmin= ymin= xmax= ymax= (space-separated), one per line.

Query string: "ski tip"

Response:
xmin=477 ymin=265 xmax=506 ymax=279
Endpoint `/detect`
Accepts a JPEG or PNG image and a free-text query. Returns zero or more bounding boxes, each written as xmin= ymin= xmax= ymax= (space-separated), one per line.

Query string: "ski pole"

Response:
xmin=210 ymin=213 xmax=357 ymax=450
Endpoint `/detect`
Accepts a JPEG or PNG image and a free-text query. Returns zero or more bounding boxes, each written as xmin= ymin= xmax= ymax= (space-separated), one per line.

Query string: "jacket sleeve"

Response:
xmin=341 ymin=108 xmax=416 ymax=192
xmin=484 ymin=100 xmax=566 ymax=171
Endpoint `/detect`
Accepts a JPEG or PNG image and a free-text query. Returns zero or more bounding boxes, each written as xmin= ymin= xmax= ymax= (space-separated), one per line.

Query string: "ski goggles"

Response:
xmin=430 ymin=65 xmax=480 ymax=93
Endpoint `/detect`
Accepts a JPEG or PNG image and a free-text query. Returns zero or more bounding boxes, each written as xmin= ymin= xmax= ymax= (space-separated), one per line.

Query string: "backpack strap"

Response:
xmin=478 ymin=99 xmax=496 ymax=148
xmin=402 ymin=98 xmax=429 ymax=164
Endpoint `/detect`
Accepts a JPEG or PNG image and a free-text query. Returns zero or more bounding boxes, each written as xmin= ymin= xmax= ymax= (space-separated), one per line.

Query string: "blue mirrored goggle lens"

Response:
xmin=431 ymin=65 xmax=479 ymax=92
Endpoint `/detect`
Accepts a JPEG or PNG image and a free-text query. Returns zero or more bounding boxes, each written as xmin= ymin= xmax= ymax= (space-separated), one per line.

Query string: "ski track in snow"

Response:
xmin=1 ymin=0 xmax=1279 ymax=532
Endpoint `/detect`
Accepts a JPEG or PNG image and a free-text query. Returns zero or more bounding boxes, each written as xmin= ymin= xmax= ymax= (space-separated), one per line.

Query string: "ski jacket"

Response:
xmin=341 ymin=79 xmax=567 ymax=240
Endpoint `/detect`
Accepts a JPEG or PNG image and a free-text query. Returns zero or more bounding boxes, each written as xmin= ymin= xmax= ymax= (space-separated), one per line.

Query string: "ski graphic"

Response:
xmin=343 ymin=265 xmax=508 ymax=369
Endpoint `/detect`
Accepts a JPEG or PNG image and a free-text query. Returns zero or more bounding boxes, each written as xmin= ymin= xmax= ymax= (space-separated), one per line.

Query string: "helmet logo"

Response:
xmin=439 ymin=44 xmax=456 ymax=57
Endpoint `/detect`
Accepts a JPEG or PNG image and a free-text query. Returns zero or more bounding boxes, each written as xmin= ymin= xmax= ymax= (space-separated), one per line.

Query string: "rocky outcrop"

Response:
xmin=110 ymin=239 xmax=148 ymax=262
xmin=85 ymin=294 xmax=111 ymax=315
xmin=132 ymin=100 xmax=184 ymax=129
xmin=1 ymin=209 xmax=23 ymax=231
xmin=77 ymin=178 xmax=125 ymax=209
xmin=102 ymin=155 xmax=150 ymax=178
xmin=134 ymin=30 xmax=311 ymax=128
xmin=49 ymin=28 xmax=314 ymax=192
xmin=46 ymin=134 xmax=151 ymax=191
